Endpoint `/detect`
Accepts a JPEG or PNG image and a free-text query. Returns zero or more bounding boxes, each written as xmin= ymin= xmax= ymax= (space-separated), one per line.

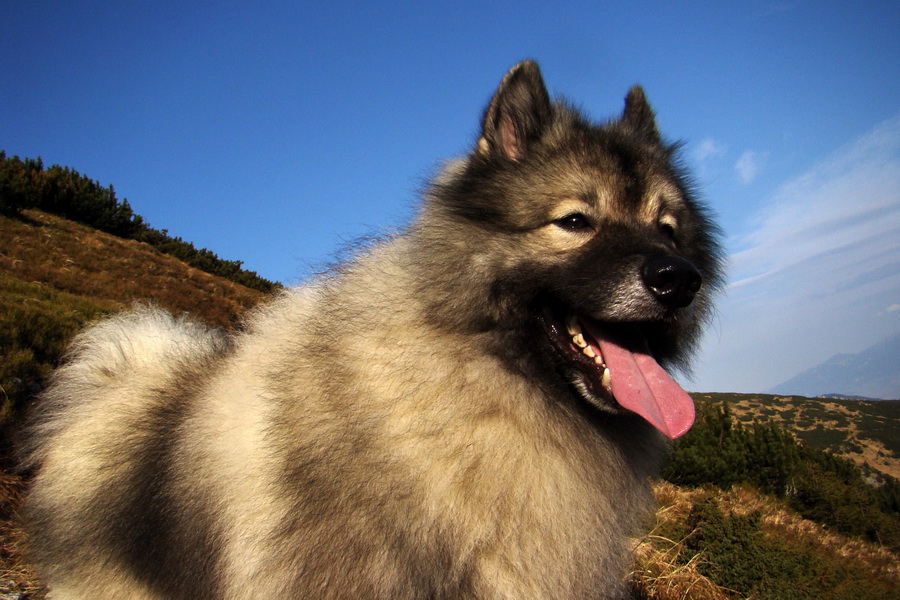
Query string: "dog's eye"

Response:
xmin=658 ymin=216 xmax=678 ymax=241
xmin=555 ymin=213 xmax=592 ymax=231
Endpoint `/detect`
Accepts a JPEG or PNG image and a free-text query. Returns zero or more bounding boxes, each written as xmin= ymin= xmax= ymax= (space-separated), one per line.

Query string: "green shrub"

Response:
xmin=673 ymin=493 xmax=899 ymax=600
xmin=665 ymin=400 xmax=900 ymax=550
xmin=662 ymin=402 xmax=799 ymax=496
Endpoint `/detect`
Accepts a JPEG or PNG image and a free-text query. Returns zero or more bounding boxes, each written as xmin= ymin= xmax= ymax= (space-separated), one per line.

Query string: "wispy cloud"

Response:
xmin=692 ymin=113 xmax=900 ymax=393
xmin=688 ymin=138 xmax=727 ymax=180
xmin=730 ymin=117 xmax=900 ymax=286
xmin=734 ymin=150 xmax=765 ymax=185
xmin=692 ymin=138 xmax=727 ymax=163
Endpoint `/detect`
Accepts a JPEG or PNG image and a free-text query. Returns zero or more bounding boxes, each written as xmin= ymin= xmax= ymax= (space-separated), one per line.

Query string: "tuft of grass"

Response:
xmin=0 ymin=472 xmax=45 ymax=598
xmin=629 ymin=501 xmax=738 ymax=599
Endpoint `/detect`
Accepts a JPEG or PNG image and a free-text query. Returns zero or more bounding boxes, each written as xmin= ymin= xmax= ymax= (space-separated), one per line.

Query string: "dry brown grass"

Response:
xmin=629 ymin=481 xmax=900 ymax=599
xmin=1 ymin=210 xmax=267 ymax=329
xmin=0 ymin=473 xmax=45 ymax=598
xmin=630 ymin=533 xmax=738 ymax=600
xmin=629 ymin=483 xmax=742 ymax=600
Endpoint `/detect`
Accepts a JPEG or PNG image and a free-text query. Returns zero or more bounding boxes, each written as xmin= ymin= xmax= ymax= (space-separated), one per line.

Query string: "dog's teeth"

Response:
xmin=601 ymin=367 xmax=611 ymax=388
xmin=566 ymin=315 xmax=581 ymax=336
xmin=573 ymin=333 xmax=587 ymax=348
xmin=583 ymin=346 xmax=596 ymax=359
xmin=593 ymin=356 xmax=605 ymax=366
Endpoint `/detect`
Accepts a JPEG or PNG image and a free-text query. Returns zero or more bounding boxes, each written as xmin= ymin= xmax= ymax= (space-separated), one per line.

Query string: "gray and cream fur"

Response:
xmin=23 ymin=61 xmax=722 ymax=599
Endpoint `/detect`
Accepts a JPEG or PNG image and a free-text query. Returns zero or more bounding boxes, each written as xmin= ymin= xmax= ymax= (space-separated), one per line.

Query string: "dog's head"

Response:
xmin=417 ymin=61 xmax=724 ymax=438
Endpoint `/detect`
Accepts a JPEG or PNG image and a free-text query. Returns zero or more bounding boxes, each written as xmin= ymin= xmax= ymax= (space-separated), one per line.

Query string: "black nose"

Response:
xmin=642 ymin=257 xmax=702 ymax=308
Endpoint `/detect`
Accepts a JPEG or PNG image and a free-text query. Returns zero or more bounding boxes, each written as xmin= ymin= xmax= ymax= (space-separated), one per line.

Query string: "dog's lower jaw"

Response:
xmin=568 ymin=370 xmax=619 ymax=415
xmin=540 ymin=307 xmax=619 ymax=412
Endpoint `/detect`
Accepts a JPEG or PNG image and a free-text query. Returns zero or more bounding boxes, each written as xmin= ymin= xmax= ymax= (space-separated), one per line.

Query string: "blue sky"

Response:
xmin=3 ymin=1 xmax=898 ymax=394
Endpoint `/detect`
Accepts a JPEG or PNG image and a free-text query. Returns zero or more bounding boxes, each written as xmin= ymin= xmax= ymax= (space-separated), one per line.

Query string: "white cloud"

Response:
xmin=688 ymin=138 xmax=727 ymax=180
xmin=690 ymin=114 xmax=900 ymax=393
xmin=734 ymin=150 xmax=764 ymax=185
xmin=692 ymin=138 xmax=726 ymax=164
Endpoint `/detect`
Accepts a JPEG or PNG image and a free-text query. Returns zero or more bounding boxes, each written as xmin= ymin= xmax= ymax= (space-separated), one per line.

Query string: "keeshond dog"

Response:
xmin=23 ymin=61 xmax=722 ymax=599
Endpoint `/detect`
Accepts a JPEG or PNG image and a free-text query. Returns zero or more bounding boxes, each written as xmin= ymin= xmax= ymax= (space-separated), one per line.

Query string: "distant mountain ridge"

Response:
xmin=818 ymin=393 xmax=891 ymax=401
xmin=767 ymin=334 xmax=900 ymax=400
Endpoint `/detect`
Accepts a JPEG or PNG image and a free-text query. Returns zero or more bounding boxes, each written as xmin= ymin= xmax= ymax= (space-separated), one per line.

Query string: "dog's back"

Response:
xmin=26 ymin=292 xmax=655 ymax=600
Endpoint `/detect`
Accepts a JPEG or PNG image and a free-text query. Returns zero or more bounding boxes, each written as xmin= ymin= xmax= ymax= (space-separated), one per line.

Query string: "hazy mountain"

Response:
xmin=767 ymin=334 xmax=900 ymax=400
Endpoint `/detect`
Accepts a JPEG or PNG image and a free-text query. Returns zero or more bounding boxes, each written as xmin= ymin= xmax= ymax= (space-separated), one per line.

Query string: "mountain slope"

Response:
xmin=0 ymin=209 xmax=271 ymax=430
xmin=1 ymin=209 xmax=266 ymax=327
xmin=694 ymin=392 xmax=900 ymax=479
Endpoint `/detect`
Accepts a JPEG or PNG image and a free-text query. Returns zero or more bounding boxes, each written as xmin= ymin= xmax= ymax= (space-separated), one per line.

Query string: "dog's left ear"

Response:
xmin=478 ymin=60 xmax=552 ymax=161
xmin=622 ymin=86 xmax=660 ymax=142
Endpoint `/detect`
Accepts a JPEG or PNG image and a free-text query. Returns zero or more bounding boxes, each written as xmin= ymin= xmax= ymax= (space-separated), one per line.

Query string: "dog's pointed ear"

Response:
xmin=478 ymin=60 xmax=552 ymax=161
xmin=622 ymin=86 xmax=660 ymax=141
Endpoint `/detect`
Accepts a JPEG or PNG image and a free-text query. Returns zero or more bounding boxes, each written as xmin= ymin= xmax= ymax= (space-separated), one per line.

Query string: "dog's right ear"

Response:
xmin=478 ymin=60 xmax=552 ymax=161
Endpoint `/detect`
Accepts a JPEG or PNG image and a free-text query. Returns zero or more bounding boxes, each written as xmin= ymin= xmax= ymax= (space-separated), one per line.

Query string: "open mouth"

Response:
xmin=542 ymin=308 xmax=695 ymax=439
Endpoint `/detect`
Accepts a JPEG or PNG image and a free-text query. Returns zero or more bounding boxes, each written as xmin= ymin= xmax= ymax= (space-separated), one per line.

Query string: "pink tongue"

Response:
xmin=582 ymin=321 xmax=695 ymax=439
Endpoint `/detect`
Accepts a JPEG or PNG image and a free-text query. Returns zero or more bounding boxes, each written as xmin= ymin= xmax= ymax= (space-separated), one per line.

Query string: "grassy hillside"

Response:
xmin=695 ymin=392 xmax=900 ymax=479
xmin=1 ymin=152 xmax=280 ymax=293
xmin=1 ymin=209 xmax=265 ymax=324
xmin=1 ymin=209 xmax=898 ymax=598
xmin=0 ymin=210 xmax=268 ymax=430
